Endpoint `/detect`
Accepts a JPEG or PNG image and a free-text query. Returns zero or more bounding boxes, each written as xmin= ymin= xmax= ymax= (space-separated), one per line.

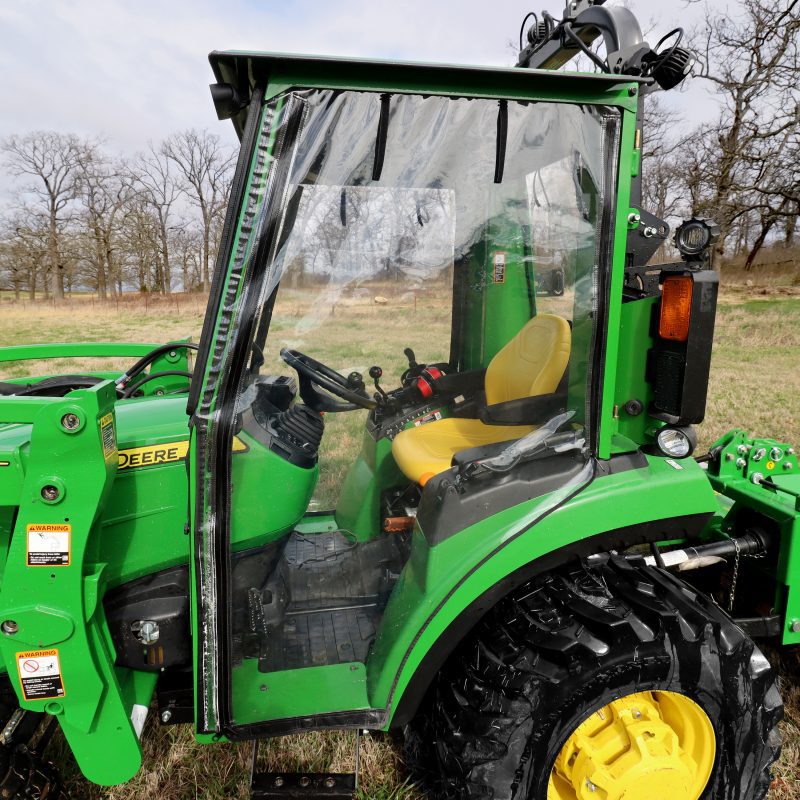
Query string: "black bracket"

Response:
xmin=251 ymin=773 xmax=356 ymax=799
xmin=733 ymin=615 xmax=782 ymax=639
xmin=250 ymin=732 xmax=359 ymax=799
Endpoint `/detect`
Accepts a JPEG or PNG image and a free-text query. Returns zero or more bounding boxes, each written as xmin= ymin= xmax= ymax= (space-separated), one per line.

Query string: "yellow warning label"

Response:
xmin=16 ymin=649 xmax=65 ymax=701
xmin=99 ymin=412 xmax=117 ymax=461
xmin=118 ymin=437 xmax=248 ymax=471
xmin=26 ymin=523 xmax=71 ymax=567
xmin=766 ymin=460 xmax=776 ymax=471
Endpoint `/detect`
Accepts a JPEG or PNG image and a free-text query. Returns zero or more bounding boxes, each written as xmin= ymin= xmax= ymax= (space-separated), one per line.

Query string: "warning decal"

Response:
xmin=26 ymin=524 xmax=71 ymax=567
xmin=492 ymin=252 xmax=507 ymax=283
xmin=100 ymin=412 xmax=117 ymax=461
xmin=16 ymin=649 xmax=65 ymax=701
xmin=413 ymin=410 xmax=443 ymax=427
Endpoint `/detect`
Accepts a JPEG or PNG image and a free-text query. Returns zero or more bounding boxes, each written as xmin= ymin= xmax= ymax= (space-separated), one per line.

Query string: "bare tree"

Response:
xmin=76 ymin=148 xmax=134 ymax=298
xmin=130 ymin=145 xmax=180 ymax=293
xmin=0 ymin=213 xmax=50 ymax=300
xmin=1 ymin=132 xmax=89 ymax=298
xmin=689 ymin=0 xmax=800 ymax=260
xmin=162 ymin=130 xmax=234 ymax=291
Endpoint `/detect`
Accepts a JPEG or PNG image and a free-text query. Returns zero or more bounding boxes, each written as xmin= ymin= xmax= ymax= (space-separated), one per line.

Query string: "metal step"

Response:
xmin=251 ymin=773 xmax=356 ymax=798
xmin=249 ymin=732 xmax=360 ymax=799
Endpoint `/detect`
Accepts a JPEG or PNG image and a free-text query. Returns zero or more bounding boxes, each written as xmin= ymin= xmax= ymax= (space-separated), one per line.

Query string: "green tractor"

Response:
xmin=0 ymin=1 xmax=795 ymax=797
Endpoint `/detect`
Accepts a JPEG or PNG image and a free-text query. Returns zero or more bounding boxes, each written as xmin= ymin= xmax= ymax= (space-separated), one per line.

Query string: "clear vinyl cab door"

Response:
xmin=189 ymin=79 xmax=621 ymax=737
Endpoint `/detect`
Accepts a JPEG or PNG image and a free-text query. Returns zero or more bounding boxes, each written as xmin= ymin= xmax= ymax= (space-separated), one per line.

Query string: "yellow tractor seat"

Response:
xmin=392 ymin=314 xmax=571 ymax=484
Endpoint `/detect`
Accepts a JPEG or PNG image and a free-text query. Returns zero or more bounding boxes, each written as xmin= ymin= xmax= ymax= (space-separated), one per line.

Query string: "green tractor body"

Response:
xmin=0 ymin=4 xmax=796 ymax=798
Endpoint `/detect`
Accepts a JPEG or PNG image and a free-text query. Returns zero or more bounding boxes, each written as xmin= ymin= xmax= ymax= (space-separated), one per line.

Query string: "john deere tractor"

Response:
xmin=0 ymin=1 xmax=795 ymax=797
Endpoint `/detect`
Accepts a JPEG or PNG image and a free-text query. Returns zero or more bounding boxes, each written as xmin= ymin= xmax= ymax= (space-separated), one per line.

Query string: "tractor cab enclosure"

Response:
xmin=189 ymin=55 xmax=631 ymax=738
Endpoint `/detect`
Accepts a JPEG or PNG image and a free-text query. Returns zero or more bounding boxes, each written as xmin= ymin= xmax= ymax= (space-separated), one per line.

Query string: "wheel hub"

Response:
xmin=548 ymin=691 xmax=715 ymax=800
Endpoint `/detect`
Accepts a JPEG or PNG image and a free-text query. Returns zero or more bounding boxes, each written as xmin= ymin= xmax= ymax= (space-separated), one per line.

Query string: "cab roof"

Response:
xmin=208 ymin=51 xmax=644 ymax=138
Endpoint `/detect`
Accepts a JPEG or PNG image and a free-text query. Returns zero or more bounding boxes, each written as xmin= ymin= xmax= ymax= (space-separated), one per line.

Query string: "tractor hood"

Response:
xmin=208 ymin=50 xmax=645 ymax=138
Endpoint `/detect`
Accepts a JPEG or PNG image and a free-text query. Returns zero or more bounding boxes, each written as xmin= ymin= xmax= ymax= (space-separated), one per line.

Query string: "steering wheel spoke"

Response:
xmin=280 ymin=348 xmax=376 ymax=412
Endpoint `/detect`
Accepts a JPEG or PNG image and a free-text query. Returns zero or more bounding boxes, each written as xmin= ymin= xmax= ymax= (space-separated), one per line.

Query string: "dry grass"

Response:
xmin=0 ymin=288 xmax=798 ymax=799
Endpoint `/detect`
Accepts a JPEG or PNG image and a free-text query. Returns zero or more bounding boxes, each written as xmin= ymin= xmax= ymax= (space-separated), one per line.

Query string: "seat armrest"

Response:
xmin=478 ymin=393 xmax=566 ymax=426
xmin=451 ymin=440 xmax=513 ymax=468
xmin=434 ymin=369 xmax=486 ymax=396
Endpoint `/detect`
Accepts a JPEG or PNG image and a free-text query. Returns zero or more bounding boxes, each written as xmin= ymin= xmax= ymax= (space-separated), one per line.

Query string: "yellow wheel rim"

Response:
xmin=547 ymin=690 xmax=716 ymax=800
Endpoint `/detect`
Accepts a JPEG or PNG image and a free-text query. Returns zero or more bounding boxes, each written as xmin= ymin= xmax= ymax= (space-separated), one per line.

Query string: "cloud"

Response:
xmin=0 ymin=0 xmax=714 ymax=160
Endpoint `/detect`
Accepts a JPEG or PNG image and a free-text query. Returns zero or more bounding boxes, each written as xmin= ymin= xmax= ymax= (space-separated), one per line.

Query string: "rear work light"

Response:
xmin=659 ymin=275 xmax=693 ymax=342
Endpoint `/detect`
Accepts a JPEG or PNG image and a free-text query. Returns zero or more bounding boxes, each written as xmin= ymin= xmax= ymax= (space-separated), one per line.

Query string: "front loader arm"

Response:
xmin=0 ymin=382 xmax=154 ymax=786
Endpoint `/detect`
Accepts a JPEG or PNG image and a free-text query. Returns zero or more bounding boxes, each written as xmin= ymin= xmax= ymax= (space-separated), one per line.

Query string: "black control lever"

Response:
xmin=346 ymin=371 xmax=366 ymax=394
xmin=401 ymin=347 xmax=425 ymax=386
xmin=369 ymin=366 xmax=389 ymax=404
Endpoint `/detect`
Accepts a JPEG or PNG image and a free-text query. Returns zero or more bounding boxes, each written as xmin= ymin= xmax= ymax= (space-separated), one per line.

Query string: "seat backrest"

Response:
xmin=484 ymin=314 xmax=571 ymax=405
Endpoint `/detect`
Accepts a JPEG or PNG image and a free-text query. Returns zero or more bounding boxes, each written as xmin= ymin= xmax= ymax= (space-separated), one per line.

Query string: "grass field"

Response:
xmin=0 ymin=287 xmax=797 ymax=799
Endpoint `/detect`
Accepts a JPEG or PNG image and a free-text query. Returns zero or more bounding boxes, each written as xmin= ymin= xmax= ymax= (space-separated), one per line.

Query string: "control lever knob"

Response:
xmin=369 ymin=365 xmax=389 ymax=403
xmin=347 ymin=371 xmax=364 ymax=390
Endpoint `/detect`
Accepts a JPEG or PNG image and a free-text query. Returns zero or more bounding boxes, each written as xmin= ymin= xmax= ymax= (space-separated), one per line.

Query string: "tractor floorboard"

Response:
xmin=240 ymin=530 xmax=408 ymax=673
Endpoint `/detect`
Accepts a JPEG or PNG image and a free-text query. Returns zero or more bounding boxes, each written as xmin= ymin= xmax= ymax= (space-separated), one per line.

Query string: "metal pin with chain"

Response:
xmin=728 ymin=537 xmax=741 ymax=613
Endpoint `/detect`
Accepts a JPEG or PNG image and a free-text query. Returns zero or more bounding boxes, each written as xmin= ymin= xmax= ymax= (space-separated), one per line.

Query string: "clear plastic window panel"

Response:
xmin=197 ymin=88 xmax=619 ymax=725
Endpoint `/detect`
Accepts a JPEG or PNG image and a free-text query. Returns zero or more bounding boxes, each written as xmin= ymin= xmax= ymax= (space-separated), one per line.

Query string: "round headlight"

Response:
xmin=674 ymin=218 xmax=720 ymax=262
xmin=657 ymin=426 xmax=696 ymax=458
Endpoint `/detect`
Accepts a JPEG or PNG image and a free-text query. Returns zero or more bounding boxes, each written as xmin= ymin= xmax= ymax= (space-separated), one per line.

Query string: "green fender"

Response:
xmin=366 ymin=454 xmax=718 ymax=724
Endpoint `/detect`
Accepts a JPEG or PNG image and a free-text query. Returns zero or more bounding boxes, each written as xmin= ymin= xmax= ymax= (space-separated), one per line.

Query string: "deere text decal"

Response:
xmin=26 ymin=523 xmax=71 ymax=567
xmin=118 ymin=437 xmax=248 ymax=471
xmin=16 ymin=649 xmax=65 ymax=700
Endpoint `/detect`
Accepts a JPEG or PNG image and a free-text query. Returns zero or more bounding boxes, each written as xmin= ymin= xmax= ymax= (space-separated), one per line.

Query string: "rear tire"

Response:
xmin=406 ymin=556 xmax=782 ymax=799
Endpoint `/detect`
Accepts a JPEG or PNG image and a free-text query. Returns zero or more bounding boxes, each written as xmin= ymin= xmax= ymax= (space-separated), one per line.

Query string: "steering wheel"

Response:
xmin=116 ymin=342 xmax=198 ymax=397
xmin=280 ymin=348 xmax=376 ymax=412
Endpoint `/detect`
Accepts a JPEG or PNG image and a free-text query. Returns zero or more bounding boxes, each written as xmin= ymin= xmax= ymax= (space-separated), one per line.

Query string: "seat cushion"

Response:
xmin=485 ymin=314 xmax=571 ymax=405
xmin=392 ymin=417 xmax=534 ymax=484
xmin=391 ymin=314 xmax=571 ymax=484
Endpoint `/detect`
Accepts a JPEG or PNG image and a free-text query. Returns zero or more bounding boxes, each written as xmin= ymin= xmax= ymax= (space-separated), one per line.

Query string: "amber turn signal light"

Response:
xmin=659 ymin=275 xmax=693 ymax=342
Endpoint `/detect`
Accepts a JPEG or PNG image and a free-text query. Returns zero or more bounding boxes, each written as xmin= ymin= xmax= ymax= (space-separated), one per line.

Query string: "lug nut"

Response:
xmin=161 ymin=710 xmax=172 ymax=724
xmin=790 ymin=620 xmax=800 ymax=634
xmin=60 ymin=413 xmax=81 ymax=431
xmin=41 ymin=485 xmax=60 ymax=502
xmin=736 ymin=458 xmax=746 ymax=469
xmin=1 ymin=621 xmax=18 ymax=635
xmin=274 ymin=778 xmax=284 ymax=788
xmin=324 ymin=778 xmax=336 ymax=788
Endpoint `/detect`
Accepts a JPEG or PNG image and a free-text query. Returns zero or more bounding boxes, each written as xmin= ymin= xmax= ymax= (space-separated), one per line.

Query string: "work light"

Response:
xmin=656 ymin=426 xmax=697 ymax=458
xmin=674 ymin=218 xmax=720 ymax=262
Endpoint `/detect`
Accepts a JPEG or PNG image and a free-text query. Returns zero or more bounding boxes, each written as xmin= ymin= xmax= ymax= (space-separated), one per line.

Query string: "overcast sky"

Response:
xmin=0 ymin=0 xmax=722 ymax=160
